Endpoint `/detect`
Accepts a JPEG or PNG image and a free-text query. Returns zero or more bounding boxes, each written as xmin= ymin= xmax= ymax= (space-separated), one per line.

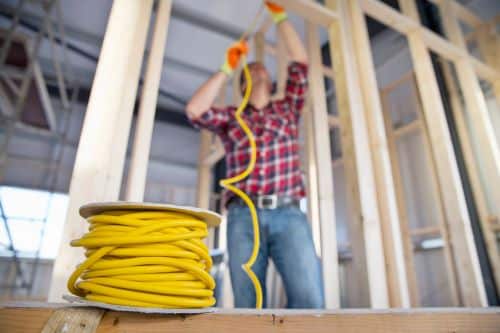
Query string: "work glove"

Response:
xmin=265 ymin=1 xmax=288 ymax=24
xmin=220 ymin=39 xmax=249 ymax=76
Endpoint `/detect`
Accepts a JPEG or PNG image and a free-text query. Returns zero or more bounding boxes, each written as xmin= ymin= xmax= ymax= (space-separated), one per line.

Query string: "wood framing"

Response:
xmin=380 ymin=88 xmax=419 ymax=307
xmin=359 ymin=0 xmax=499 ymax=81
xmin=346 ymin=0 xmax=410 ymax=308
xmin=2 ymin=304 xmax=500 ymax=333
xmin=399 ymin=0 xmax=487 ymax=307
xmin=126 ymin=0 xmax=172 ymax=201
xmin=325 ymin=0 xmax=390 ymax=308
xmin=196 ymin=130 xmax=212 ymax=210
xmin=48 ymin=0 xmax=154 ymax=301
xmin=440 ymin=61 xmax=500 ymax=294
xmin=439 ymin=0 xmax=500 ymax=208
xmin=272 ymin=0 xmax=338 ymax=27
xmin=305 ymin=21 xmax=340 ymax=309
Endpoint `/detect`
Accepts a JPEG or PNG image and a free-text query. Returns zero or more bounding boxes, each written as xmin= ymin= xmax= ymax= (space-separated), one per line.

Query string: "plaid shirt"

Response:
xmin=189 ymin=62 xmax=308 ymax=207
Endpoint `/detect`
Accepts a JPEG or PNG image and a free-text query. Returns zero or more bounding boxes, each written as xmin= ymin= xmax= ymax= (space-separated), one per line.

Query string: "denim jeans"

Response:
xmin=227 ymin=203 xmax=325 ymax=308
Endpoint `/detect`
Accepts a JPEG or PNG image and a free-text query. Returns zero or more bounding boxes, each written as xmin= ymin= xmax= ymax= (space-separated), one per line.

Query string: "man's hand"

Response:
xmin=220 ymin=40 xmax=249 ymax=76
xmin=265 ymin=1 xmax=288 ymax=24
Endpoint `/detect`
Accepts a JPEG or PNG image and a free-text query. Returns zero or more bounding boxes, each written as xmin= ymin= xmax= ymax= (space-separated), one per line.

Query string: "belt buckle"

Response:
xmin=257 ymin=194 xmax=278 ymax=209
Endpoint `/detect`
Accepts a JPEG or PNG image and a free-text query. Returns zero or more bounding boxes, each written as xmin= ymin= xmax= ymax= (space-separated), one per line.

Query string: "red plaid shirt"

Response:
xmin=189 ymin=62 xmax=308 ymax=206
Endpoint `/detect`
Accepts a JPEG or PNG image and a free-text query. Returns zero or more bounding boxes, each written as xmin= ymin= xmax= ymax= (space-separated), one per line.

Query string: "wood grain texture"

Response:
xmin=2 ymin=305 xmax=500 ymax=333
xmin=41 ymin=308 xmax=104 ymax=333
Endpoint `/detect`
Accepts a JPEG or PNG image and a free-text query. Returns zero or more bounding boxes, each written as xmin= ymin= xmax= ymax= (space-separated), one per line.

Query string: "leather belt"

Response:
xmin=228 ymin=194 xmax=300 ymax=210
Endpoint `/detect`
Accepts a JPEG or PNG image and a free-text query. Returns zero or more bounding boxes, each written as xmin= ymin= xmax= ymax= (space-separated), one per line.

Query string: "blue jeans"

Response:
xmin=227 ymin=203 xmax=325 ymax=308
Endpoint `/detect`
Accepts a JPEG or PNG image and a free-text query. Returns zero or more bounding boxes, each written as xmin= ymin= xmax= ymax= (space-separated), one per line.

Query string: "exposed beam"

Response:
xmin=306 ymin=21 xmax=339 ymax=309
xmin=126 ymin=0 xmax=172 ymax=201
xmin=273 ymin=0 xmax=338 ymax=27
xmin=359 ymin=0 xmax=499 ymax=81
xmin=400 ymin=0 xmax=487 ymax=307
xmin=48 ymin=0 xmax=154 ymax=301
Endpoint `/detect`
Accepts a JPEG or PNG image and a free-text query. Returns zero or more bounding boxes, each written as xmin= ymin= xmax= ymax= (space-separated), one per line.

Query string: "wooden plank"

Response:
xmin=126 ymin=0 xmax=172 ymax=201
xmin=346 ymin=0 xmax=410 ymax=308
xmin=441 ymin=57 xmax=500 ymax=294
xmin=476 ymin=24 xmax=500 ymax=115
xmin=400 ymin=0 xmax=487 ymax=307
xmin=380 ymin=89 xmax=420 ymax=307
xmin=325 ymin=0 xmax=390 ymax=308
xmin=196 ymin=130 xmax=213 ymax=210
xmin=409 ymin=226 xmax=441 ymax=237
xmin=440 ymin=0 xmax=500 ymax=223
xmin=392 ymin=120 xmax=421 ymax=138
xmin=304 ymin=99 xmax=322 ymax=256
xmin=48 ymin=0 xmax=154 ymax=302
xmin=2 ymin=305 xmax=500 ymax=333
xmin=271 ymin=0 xmax=338 ymax=27
xmin=305 ymin=21 xmax=340 ymax=309
xmin=359 ymin=0 xmax=499 ymax=82
xmin=409 ymin=74 xmax=461 ymax=306
xmin=41 ymin=308 xmax=104 ymax=333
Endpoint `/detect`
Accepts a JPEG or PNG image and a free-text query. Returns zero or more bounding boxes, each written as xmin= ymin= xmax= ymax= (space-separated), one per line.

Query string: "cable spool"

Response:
xmin=67 ymin=202 xmax=220 ymax=308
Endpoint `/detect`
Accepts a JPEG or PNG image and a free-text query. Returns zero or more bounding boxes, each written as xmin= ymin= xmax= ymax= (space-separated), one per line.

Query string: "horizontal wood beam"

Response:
xmin=359 ymin=0 xmax=499 ymax=81
xmin=393 ymin=120 xmax=421 ymax=138
xmin=2 ymin=305 xmax=500 ymax=333
xmin=410 ymin=226 xmax=442 ymax=237
xmin=272 ymin=0 xmax=338 ymax=27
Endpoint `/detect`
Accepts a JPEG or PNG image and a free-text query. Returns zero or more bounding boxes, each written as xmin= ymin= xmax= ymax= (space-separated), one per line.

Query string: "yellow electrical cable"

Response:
xmin=67 ymin=210 xmax=216 ymax=308
xmin=219 ymin=58 xmax=263 ymax=309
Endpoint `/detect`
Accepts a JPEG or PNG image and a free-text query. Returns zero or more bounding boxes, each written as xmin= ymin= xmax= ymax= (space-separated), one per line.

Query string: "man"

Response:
xmin=186 ymin=2 xmax=324 ymax=308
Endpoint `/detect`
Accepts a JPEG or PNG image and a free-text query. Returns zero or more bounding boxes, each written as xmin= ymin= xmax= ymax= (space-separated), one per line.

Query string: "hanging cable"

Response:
xmin=219 ymin=58 xmax=263 ymax=309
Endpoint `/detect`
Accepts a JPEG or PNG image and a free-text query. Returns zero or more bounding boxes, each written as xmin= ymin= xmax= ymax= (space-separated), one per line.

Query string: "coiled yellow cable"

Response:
xmin=219 ymin=58 xmax=263 ymax=309
xmin=67 ymin=210 xmax=216 ymax=308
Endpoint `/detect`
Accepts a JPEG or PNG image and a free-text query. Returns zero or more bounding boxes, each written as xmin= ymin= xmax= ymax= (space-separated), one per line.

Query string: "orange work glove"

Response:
xmin=220 ymin=40 xmax=249 ymax=76
xmin=265 ymin=1 xmax=288 ymax=24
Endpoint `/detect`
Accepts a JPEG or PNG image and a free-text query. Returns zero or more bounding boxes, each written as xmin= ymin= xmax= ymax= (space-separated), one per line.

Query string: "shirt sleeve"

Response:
xmin=187 ymin=106 xmax=233 ymax=134
xmin=284 ymin=61 xmax=308 ymax=119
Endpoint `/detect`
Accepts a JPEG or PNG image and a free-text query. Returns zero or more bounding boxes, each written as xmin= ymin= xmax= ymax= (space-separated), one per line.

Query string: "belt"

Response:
xmin=228 ymin=194 xmax=300 ymax=210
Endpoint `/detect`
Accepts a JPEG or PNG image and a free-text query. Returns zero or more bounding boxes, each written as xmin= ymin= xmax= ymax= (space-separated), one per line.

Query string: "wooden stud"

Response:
xmin=126 ymin=0 xmax=172 ymax=201
xmin=400 ymin=0 xmax=487 ymax=307
xmin=380 ymin=89 xmax=420 ymax=307
xmin=409 ymin=74 xmax=461 ymax=306
xmin=196 ymin=129 xmax=213 ymax=210
xmin=325 ymin=0 xmax=390 ymax=308
xmin=347 ymin=0 xmax=410 ymax=308
xmin=359 ymin=0 xmax=499 ymax=81
xmin=440 ymin=60 xmax=500 ymax=295
xmin=439 ymin=0 xmax=500 ymax=208
xmin=48 ymin=0 xmax=154 ymax=301
xmin=476 ymin=24 xmax=500 ymax=119
xmin=305 ymin=21 xmax=340 ymax=309
xmin=303 ymin=98 xmax=322 ymax=256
